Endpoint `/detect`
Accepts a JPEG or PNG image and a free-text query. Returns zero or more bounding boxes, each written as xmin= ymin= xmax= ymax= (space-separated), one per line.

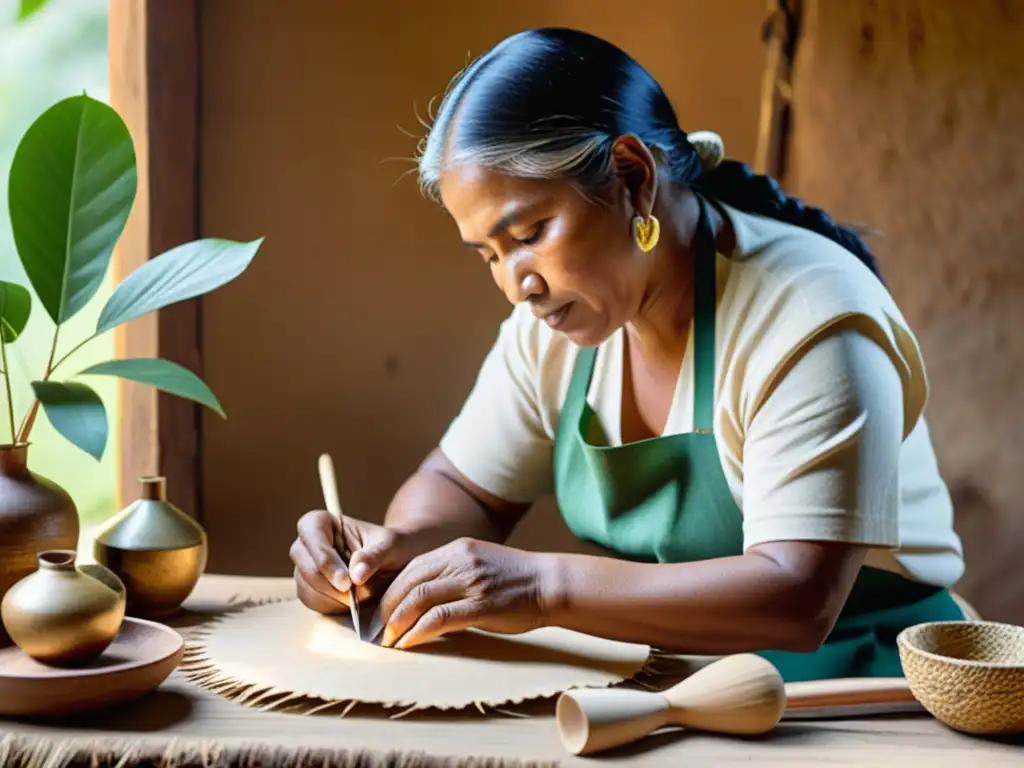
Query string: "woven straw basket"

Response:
xmin=897 ymin=620 xmax=1024 ymax=735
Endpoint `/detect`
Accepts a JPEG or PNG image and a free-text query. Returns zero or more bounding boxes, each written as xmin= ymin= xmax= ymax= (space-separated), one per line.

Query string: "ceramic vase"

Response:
xmin=92 ymin=476 xmax=207 ymax=618
xmin=0 ymin=549 xmax=126 ymax=665
xmin=0 ymin=443 xmax=79 ymax=648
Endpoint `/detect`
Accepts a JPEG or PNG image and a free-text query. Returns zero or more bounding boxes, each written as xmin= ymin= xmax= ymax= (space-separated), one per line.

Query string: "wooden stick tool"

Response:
xmin=555 ymin=653 xmax=918 ymax=756
xmin=317 ymin=453 xmax=363 ymax=641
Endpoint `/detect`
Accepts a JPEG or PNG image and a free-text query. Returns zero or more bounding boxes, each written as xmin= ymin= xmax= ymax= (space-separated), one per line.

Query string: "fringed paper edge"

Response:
xmin=179 ymin=596 xmax=686 ymax=718
xmin=0 ymin=733 xmax=559 ymax=768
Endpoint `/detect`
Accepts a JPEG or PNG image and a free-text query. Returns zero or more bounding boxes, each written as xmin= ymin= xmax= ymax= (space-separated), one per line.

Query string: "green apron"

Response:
xmin=551 ymin=196 xmax=964 ymax=683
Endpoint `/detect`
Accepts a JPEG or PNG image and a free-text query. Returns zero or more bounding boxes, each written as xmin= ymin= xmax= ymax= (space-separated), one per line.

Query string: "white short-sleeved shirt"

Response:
xmin=439 ymin=203 xmax=964 ymax=587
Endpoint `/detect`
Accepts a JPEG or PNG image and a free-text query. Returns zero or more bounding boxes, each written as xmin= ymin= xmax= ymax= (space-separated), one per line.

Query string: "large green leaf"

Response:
xmin=79 ymin=357 xmax=226 ymax=418
xmin=8 ymin=94 xmax=137 ymax=325
xmin=31 ymin=380 xmax=107 ymax=461
xmin=0 ymin=281 xmax=31 ymax=343
xmin=95 ymin=238 xmax=263 ymax=335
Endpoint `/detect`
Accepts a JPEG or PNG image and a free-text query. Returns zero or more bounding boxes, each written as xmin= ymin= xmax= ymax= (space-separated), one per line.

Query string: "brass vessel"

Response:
xmin=92 ymin=476 xmax=207 ymax=618
xmin=0 ymin=549 xmax=126 ymax=665
xmin=0 ymin=443 xmax=79 ymax=648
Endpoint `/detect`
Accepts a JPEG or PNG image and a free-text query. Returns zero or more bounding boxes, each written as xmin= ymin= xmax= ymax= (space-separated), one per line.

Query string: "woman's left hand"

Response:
xmin=376 ymin=537 xmax=555 ymax=650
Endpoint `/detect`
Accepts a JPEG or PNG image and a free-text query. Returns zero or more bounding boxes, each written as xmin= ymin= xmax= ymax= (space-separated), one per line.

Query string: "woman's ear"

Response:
xmin=610 ymin=135 xmax=658 ymax=216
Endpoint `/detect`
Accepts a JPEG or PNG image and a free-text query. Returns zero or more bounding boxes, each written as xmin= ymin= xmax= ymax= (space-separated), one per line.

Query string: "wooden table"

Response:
xmin=2 ymin=574 xmax=1021 ymax=767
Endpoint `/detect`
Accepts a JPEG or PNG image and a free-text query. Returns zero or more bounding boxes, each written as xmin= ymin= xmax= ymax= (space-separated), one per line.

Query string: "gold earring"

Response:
xmin=632 ymin=213 xmax=660 ymax=252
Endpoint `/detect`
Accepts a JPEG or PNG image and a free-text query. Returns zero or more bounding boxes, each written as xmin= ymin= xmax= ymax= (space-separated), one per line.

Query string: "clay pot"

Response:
xmin=93 ymin=476 xmax=207 ymax=619
xmin=0 ymin=443 xmax=79 ymax=648
xmin=0 ymin=549 xmax=126 ymax=665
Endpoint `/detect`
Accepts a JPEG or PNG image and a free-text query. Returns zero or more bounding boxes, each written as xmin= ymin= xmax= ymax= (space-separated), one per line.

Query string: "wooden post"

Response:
xmin=754 ymin=0 xmax=802 ymax=179
xmin=107 ymin=0 xmax=202 ymax=519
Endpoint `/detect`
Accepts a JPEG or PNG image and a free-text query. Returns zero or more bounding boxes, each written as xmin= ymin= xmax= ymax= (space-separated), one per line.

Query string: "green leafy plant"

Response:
xmin=3 ymin=92 xmax=263 ymax=460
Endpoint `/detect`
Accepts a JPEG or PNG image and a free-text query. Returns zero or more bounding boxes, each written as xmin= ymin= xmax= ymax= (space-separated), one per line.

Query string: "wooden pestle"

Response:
xmin=556 ymin=653 xmax=916 ymax=756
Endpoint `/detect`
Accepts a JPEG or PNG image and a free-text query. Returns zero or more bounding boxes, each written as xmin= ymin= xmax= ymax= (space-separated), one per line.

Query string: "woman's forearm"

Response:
xmin=383 ymin=449 xmax=529 ymax=556
xmin=539 ymin=541 xmax=865 ymax=654
xmin=383 ymin=471 xmax=503 ymax=552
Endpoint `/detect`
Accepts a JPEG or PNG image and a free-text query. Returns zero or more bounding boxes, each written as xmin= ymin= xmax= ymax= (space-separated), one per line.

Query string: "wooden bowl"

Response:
xmin=897 ymin=620 xmax=1024 ymax=735
xmin=0 ymin=616 xmax=184 ymax=717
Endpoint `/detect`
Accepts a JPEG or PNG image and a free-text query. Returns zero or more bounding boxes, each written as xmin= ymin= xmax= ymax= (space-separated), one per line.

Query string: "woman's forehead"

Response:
xmin=439 ymin=166 xmax=563 ymax=232
xmin=440 ymin=165 xmax=546 ymax=204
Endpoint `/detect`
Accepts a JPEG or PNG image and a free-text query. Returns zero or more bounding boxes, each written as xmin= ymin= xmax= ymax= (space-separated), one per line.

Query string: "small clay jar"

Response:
xmin=0 ymin=549 xmax=126 ymax=665
xmin=0 ymin=443 xmax=79 ymax=647
xmin=93 ymin=476 xmax=207 ymax=618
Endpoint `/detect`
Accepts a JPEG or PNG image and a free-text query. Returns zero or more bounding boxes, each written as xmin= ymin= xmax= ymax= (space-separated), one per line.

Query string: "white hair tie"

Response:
xmin=686 ymin=130 xmax=725 ymax=172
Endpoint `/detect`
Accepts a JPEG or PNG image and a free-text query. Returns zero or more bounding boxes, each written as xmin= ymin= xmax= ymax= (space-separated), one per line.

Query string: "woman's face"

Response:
xmin=438 ymin=162 xmax=653 ymax=348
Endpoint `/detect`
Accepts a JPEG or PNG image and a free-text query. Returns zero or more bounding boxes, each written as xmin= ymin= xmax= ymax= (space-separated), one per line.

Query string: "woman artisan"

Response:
xmin=289 ymin=28 xmax=966 ymax=682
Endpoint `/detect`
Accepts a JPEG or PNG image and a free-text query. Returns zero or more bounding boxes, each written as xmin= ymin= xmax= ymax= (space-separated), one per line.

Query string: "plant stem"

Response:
xmin=20 ymin=331 xmax=95 ymax=442
xmin=0 ymin=336 xmax=15 ymax=444
xmin=17 ymin=322 xmax=61 ymax=444
xmin=49 ymin=334 xmax=94 ymax=375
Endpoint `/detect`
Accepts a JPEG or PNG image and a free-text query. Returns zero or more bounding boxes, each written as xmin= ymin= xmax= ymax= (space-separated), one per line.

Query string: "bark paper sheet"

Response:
xmin=181 ymin=599 xmax=652 ymax=715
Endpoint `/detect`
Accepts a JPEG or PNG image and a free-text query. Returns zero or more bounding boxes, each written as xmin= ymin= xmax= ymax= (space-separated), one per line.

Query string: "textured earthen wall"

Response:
xmin=787 ymin=0 xmax=1024 ymax=623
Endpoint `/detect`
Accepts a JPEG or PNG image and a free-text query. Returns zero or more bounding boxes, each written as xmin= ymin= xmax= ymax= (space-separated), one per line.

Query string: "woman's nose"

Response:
xmin=505 ymin=260 xmax=545 ymax=304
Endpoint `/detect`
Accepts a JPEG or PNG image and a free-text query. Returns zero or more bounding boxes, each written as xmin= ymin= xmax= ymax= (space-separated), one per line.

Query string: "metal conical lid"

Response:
xmin=93 ymin=476 xmax=206 ymax=551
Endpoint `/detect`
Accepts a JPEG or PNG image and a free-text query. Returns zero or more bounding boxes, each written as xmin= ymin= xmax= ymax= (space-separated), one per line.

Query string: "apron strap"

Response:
xmin=566 ymin=345 xmax=598 ymax=412
xmin=692 ymin=195 xmax=717 ymax=433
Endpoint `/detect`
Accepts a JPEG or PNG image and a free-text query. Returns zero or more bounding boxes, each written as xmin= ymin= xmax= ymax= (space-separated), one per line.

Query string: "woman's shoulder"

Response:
xmin=718 ymin=206 xmax=930 ymax=438
xmin=723 ymin=205 xmax=892 ymax=306
xmin=719 ymin=204 xmax=915 ymax=336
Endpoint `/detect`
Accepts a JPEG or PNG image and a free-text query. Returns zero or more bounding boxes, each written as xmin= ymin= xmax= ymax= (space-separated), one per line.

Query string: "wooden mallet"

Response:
xmin=556 ymin=652 xmax=916 ymax=755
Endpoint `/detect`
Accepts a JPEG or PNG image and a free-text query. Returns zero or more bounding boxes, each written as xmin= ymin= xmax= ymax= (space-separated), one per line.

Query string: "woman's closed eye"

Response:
xmin=477 ymin=220 xmax=550 ymax=264
xmin=512 ymin=219 xmax=548 ymax=246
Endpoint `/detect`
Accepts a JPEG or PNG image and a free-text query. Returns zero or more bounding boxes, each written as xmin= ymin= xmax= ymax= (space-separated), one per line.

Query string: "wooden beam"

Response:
xmin=107 ymin=0 xmax=202 ymax=519
xmin=754 ymin=0 xmax=802 ymax=178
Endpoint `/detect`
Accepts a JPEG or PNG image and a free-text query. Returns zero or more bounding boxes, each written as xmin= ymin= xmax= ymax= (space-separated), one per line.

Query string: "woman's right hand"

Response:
xmin=290 ymin=509 xmax=412 ymax=615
